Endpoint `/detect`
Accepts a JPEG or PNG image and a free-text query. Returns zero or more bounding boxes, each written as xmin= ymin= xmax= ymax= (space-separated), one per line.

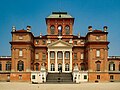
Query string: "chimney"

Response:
xmin=27 ymin=26 xmax=31 ymax=32
xmin=103 ymin=26 xmax=108 ymax=32
xmin=78 ymin=32 xmax=80 ymax=38
xmin=88 ymin=26 xmax=92 ymax=32
xmin=40 ymin=33 xmax=42 ymax=38
xmin=12 ymin=26 xmax=16 ymax=32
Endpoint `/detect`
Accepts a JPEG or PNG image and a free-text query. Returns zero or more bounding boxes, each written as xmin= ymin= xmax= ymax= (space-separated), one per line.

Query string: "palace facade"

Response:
xmin=0 ymin=12 xmax=120 ymax=83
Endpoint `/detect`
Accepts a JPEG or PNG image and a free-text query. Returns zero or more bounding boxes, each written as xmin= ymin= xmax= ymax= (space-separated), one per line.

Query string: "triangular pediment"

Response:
xmin=47 ymin=40 xmax=73 ymax=48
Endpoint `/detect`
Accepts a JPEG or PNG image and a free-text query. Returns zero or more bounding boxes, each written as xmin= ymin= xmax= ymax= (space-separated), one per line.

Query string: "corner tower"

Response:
xmin=46 ymin=12 xmax=74 ymax=36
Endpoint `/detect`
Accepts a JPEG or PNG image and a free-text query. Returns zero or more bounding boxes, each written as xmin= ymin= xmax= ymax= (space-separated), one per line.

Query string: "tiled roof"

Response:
xmin=15 ymin=29 xmax=27 ymax=32
xmin=47 ymin=12 xmax=73 ymax=19
xmin=93 ymin=30 xmax=103 ymax=32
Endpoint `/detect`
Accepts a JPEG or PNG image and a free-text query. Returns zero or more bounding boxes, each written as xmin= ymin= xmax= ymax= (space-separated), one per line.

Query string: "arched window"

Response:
xmin=35 ymin=63 xmax=39 ymax=71
xmin=51 ymin=63 xmax=55 ymax=71
xmin=65 ymin=25 xmax=70 ymax=35
xmin=65 ymin=51 xmax=70 ymax=59
xmin=65 ymin=64 xmax=69 ymax=71
xmin=58 ymin=25 xmax=62 ymax=36
xmin=50 ymin=25 xmax=55 ymax=35
xmin=0 ymin=62 xmax=2 ymax=71
xmin=6 ymin=61 xmax=11 ymax=71
xmin=17 ymin=61 xmax=24 ymax=71
xmin=109 ymin=62 xmax=115 ymax=71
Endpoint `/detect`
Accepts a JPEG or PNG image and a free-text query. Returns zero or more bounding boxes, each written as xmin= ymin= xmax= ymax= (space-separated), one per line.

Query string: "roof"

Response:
xmin=15 ymin=29 xmax=27 ymax=33
xmin=46 ymin=12 xmax=73 ymax=19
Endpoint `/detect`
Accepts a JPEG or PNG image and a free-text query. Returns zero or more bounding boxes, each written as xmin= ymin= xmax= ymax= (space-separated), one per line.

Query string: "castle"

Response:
xmin=0 ymin=12 xmax=120 ymax=83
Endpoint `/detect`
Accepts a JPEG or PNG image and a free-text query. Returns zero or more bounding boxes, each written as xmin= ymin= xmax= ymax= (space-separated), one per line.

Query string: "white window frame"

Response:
xmin=96 ymin=50 xmax=100 ymax=57
xmin=50 ymin=52 xmax=55 ymax=59
xmin=35 ymin=53 xmax=39 ymax=59
xmin=19 ymin=49 xmax=23 ymax=56
xmin=81 ymin=53 xmax=84 ymax=59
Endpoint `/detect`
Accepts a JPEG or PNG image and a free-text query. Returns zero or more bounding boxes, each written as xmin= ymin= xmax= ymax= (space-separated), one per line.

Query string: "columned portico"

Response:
xmin=47 ymin=40 xmax=73 ymax=73
xmin=55 ymin=51 xmax=58 ymax=71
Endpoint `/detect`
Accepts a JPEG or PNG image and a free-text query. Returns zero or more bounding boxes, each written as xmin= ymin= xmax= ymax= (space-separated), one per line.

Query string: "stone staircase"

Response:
xmin=46 ymin=73 xmax=73 ymax=83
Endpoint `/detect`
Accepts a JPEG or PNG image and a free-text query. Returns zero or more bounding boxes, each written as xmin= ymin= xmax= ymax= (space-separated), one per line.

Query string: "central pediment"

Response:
xmin=47 ymin=40 xmax=73 ymax=48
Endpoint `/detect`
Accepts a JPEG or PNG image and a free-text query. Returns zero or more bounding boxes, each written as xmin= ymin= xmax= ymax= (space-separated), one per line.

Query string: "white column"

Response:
xmin=70 ymin=51 xmax=72 ymax=72
xmin=62 ymin=51 xmax=65 ymax=72
xmin=55 ymin=51 xmax=58 ymax=71
xmin=48 ymin=51 xmax=50 ymax=72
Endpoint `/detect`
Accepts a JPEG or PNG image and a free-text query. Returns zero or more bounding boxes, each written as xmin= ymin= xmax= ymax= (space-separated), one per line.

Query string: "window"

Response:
xmin=81 ymin=63 xmax=85 ymax=70
xmin=6 ymin=62 xmax=11 ymax=71
xmin=74 ymin=41 xmax=77 ymax=45
xmin=42 ymin=40 xmax=46 ymax=45
xmin=65 ymin=52 xmax=70 ymax=59
xmin=97 ymin=75 xmax=100 ymax=79
xmin=42 ymin=53 xmax=46 ymax=59
xmin=109 ymin=62 xmax=115 ymax=71
xmin=19 ymin=75 xmax=22 ymax=80
xmin=110 ymin=75 xmax=114 ymax=79
xmin=96 ymin=63 xmax=100 ymax=71
xmin=96 ymin=36 xmax=100 ymax=40
xmin=96 ymin=50 xmax=100 ymax=57
xmin=17 ymin=61 xmax=24 ymax=71
xmin=32 ymin=75 xmax=35 ymax=79
xmin=19 ymin=36 xmax=23 ymax=40
xmin=19 ymin=49 xmax=23 ymax=56
xmin=119 ymin=63 xmax=120 ymax=71
xmin=36 ymin=64 xmax=39 ymax=71
xmin=65 ymin=25 xmax=70 ymax=35
xmin=84 ymin=75 xmax=87 ymax=79
xmin=0 ymin=62 xmax=2 ymax=71
xmin=74 ymin=53 xmax=77 ymax=59
xmin=50 ymin=52 xmax=55 ymax=59
xmin=50 ymin=25 xmax=55 ymax=34
xmin=35 ymin=53 xmax=39 ymax=59
xmin=58 ymin=25 xmax=62 ymax=36
xmin=58 ymin=52 xmax=62 ymax=59
xmin=65 ymin=64 xmax=69 ymax=71
xmin=35 ymin=40 xmax=39 ymax=44
xmin=51 ymin=63 xmax=55 ymax=71
xmin=81 ymin=53 xmax=84 ymax=59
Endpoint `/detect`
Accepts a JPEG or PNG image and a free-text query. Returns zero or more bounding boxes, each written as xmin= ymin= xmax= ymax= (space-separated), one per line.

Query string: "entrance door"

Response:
xmin=58 ymin=63 xmax=62 ymax=72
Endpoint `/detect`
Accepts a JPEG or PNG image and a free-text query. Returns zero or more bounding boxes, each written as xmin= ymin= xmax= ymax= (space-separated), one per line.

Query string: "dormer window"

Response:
xmin=50 ymin=25 xmax=55 ymax=35
xmin=65 ymin=25 xmax=70 ymax=35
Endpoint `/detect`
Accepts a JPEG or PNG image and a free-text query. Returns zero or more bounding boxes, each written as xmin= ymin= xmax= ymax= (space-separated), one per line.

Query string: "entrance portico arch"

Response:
xmin=58 ymin=63 xmax=62 ymax=72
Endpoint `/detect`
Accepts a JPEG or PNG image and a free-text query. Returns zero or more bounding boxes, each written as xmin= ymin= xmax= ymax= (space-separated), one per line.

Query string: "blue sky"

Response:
xmin=0 ymin=0 xmax=120 ymax=56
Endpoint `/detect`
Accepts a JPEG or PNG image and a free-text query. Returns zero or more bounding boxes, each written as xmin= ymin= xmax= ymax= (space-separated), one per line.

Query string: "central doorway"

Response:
xmin=58 ymin=63 xmax=62 ymax=73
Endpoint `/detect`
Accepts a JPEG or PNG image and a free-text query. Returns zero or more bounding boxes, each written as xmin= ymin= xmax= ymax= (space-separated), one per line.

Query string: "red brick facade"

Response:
xmin=0 ymin=12 xmax=120 ymax=82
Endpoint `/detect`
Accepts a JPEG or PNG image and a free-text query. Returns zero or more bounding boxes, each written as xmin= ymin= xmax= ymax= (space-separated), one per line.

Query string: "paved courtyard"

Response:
xmin=0 ymin=82 xmax=120 ymax=90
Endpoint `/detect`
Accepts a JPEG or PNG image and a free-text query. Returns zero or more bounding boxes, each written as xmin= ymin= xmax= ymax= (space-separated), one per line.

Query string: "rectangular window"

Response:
xmin=42 ymin=40 xmax=46 ymax=45
xmin=97 ymin=75 xmax=100 ymax=79
xmin=96 ymin=63 xmax=100 ymax=71
xmin=19 ymin=49 xmax=23 ymax=56
xmin=110 ymin=75 xmax=114 ymax=79
xmin=0 ymin=63 xmax=2 ymax=71
xmin=50 ymin=52 xmax=55 ymax=59
xmin=42 ymin=53 xmax=46 ymax=59
xmin=74 ymin=41 xmax=77 ymax=45
xmin=19 ymin=75 xmax=22 ymax=80
xmin=65 ymin=52 xmax=70 ymax=59
xmin=58 ymin=52 xmax=62 ymax=59
xmin=84 ymin=75 xmax=87 ymax=79
xmin=35 ymin=53 xmax=39 ymax=59
xmin=96 ymin=50 xmax=100 ymax=57
xmin=81 ymin=53 xmax=84 ymax=59
xmin=32 ymin=75 xmax=35 ymax=79
xmin=35 ymin=40 xmax=39 ymax=44
xmin=74 ymin=53 xmax=77 ymax=59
